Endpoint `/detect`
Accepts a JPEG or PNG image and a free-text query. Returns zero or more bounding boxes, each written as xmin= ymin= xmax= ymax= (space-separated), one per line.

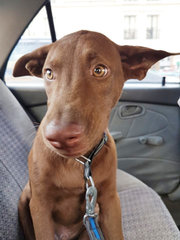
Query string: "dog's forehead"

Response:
xmin=79 ymin=34 xmax=118 ymax=59
xmin=48 ymin=31 xmax=118 ymax=62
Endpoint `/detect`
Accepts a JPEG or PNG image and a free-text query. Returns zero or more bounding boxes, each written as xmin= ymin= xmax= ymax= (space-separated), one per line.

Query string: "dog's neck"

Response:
xmin=74 ymin=132 xmax=108 ymax=165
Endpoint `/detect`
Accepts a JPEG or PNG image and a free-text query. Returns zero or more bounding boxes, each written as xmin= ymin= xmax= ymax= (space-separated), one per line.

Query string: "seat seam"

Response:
xmin=0 ymin=158 xmax=23 ymax=191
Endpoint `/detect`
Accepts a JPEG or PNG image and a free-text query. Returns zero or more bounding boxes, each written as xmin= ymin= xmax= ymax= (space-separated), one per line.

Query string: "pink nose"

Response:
xmin=45 ymin=122 xmax=83 ymax=149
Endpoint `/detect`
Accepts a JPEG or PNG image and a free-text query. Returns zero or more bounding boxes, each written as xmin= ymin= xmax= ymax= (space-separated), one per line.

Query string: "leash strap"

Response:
xmin=84 ymin=216 xmax=104 ymax=240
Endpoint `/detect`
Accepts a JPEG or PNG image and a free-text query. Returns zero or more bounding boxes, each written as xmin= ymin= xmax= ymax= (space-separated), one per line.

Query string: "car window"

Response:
xmin=5 ymin=6 xmax=51 ymax=86
xmin=6 ymin=0 xmax=180 ymax=86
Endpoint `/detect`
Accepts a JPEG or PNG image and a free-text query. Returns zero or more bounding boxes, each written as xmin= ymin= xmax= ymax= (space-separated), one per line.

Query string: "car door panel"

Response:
xmin=109 ymin=98 xmax=180 ymax=201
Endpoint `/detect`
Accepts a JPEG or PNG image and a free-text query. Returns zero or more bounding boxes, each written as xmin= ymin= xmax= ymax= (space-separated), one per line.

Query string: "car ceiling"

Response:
xmin=0 ymin=0 xmax=47 ymax=79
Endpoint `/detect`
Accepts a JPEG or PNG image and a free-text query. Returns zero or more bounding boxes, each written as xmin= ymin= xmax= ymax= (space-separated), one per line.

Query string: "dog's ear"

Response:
xmin=13 ymin=44 xmax=53 ymax=78
xmin=119 ymin=45 xmax=179 ymax=81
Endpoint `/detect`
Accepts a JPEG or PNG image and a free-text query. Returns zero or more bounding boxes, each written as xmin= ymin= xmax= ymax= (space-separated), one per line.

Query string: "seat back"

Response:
xmin=0 ymin=80 xmax=35 ymax=240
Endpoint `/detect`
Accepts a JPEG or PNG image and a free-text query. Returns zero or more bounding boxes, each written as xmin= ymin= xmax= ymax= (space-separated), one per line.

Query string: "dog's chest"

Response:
xmin=50 ymin=168 xmax=85 ymax=194
xmin=51 ymin=189 xmax=85 ymax=239
xmin=51 ymin=187 xmax=85 ymax=219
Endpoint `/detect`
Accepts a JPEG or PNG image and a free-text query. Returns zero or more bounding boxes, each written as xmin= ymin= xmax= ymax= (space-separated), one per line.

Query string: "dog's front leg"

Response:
xmin=30 ymin=198 xmax=54 ymax=240
xmin=98 ymin=191 xmax=124 ymax=240
xmin=18 ymin=182 xmax=35 ymax=240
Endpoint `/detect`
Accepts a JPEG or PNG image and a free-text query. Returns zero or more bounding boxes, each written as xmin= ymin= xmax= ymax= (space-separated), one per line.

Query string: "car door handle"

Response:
xmin=120 ymin=105 xmax=144 ymax=118
xmin=111 ymin=131 xmax=123 ymax=141
xmin=139 ymin=136 xmax=163 ymax=146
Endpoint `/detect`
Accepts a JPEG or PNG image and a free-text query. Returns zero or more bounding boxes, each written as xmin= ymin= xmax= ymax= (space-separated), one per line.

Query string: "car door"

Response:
xmin=108 ymin=78 xmax=180 ymax=226
xmin=109 ymin=83 xmax=180 ymax=198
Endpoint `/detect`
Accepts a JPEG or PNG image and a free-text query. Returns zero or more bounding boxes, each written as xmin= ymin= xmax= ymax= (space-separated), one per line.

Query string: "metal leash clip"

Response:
xmin=85 ymin=179 xmax=97 ymax=216
xmin=83 ymin=160 xmax=105 ymax=240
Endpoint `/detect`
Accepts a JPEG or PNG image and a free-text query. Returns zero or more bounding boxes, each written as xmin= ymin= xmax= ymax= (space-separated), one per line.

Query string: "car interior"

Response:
xmin=0 ymin=0 xmax=180 ymax=239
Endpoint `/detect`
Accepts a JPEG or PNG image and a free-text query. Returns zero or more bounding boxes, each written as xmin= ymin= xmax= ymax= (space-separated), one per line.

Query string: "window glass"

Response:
xmin=5 ymin=7 xmax=51 ymax=85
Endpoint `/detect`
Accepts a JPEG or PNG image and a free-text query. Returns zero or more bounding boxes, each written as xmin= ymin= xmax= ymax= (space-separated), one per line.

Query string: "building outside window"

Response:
xmin=146 ymin=15 xmax=159 ymax=39
xmin=124 ymin=15 xmax=136 ymax=39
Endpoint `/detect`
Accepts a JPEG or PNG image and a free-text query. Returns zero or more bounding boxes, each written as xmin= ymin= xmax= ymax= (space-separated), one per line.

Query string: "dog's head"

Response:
xmin=13 ymin=30 xmax=178 ymax=158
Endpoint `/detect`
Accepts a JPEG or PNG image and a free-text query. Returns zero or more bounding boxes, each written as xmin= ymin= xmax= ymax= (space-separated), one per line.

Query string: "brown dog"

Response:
xmin=13 ymin=30 xmax=176 ymax=240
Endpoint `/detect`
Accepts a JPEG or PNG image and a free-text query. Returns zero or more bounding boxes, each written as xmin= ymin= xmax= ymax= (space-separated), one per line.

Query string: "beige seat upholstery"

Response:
xmin=117 ymin=169 xmax=180 ymax=239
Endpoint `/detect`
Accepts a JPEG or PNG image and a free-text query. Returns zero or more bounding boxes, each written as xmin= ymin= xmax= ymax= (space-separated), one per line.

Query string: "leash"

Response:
xmin=75 ymin=133 xmax=108 ymax=240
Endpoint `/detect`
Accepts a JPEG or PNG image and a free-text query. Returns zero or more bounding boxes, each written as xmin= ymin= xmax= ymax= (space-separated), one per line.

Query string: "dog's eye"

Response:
xmin=93 ymin=65 xmax=108 ymax=77
xmin=45 ymin=69 xmax=54 ymax=80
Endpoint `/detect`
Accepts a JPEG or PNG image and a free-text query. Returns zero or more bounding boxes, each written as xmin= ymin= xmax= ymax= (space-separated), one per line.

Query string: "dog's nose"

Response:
xmin=45 ymin=122 xmax=83 ymax=149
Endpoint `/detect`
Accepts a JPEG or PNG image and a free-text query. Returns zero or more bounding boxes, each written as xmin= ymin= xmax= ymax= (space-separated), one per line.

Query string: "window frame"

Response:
xmin=1 ymin=1 xmax=56 ymax=82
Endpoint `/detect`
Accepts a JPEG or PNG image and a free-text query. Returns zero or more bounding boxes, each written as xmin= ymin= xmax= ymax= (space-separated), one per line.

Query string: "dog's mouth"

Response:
xmin=42 ymin=131 xmax=90 ymax=158
xmin=51 ymin=143 xmax=88 ymax=158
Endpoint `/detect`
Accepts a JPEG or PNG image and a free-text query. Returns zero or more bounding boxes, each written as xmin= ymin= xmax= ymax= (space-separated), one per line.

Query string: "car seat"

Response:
xmin=0 ymin=80 xmax=179 ymax=240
